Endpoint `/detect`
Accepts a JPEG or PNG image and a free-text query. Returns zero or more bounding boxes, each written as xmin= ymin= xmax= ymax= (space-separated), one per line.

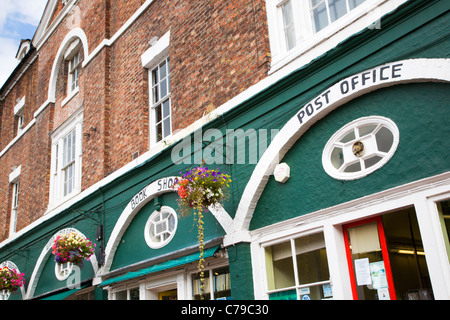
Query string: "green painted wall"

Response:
xmin=111 ymin=192 xmax=226 ymax=271
xmin=251 ymin=83 xmax=450 ymax=229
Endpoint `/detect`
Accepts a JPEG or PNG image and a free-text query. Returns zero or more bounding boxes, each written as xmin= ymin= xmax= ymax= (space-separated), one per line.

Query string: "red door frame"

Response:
xmin=343 ymin=216 xmax=397 ymax=300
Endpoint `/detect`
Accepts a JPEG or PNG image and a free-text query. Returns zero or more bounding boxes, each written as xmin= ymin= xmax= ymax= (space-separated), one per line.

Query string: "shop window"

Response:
xmin=144 ymin=206 xmax=178 ymax=249
xmin=192 ymin=266 xmax=231 ymax=300
xmin=322 ymin=116 xmax=399 ymax=180
xmin=115 ymin=287 xmax=140 ymax=300
xmin=436 ymin=200 xmax=450 ymax=264
xmin=265 ymin=232 xmax=332 ymax=300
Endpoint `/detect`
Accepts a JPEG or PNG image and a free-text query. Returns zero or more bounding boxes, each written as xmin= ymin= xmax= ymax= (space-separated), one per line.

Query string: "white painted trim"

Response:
xmin=248 ymin=172 xmax=450 ymax=299
xmin=144 ymin=206 xmax=178 ymax=249
xmin=101 ymin=176 xmax=233 ymax=274
xmin=25 ymin=228 xmax=98 ymax=299
xmin=141 ymin=31 xmax=170 ymax=69
xmin=322 ymin=116 xmax=400 ymax=180
xmin=48 ymin=28 xmax=89 ymax=103
xmin=228 ymin=58 xmax=450 ymax=239
xmin=9 ymin=165 xmax=21 ymax=183
xmin=14 ymin=97 xmax=25 ymax=115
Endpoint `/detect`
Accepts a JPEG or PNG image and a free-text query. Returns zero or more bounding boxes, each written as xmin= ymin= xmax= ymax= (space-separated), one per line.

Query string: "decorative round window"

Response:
xmin=144 ymin=206 xmax=178 ymax=249
xmin=55 ymin=261 xmax=73 ymax=281
xmin=322 ymin=116 xmax=399 ymax=180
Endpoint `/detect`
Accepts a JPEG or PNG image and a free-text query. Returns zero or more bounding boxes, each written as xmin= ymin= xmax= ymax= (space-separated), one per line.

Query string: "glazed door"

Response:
xmin=343 ymin=217 xmax=396 ymax=300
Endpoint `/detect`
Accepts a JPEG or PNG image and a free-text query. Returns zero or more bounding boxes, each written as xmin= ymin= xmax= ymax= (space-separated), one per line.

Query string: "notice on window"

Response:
xmin=354 ymin=258 xmax=372 ymax=286
xmin=370 ymin=261 xmax=388 ymax=289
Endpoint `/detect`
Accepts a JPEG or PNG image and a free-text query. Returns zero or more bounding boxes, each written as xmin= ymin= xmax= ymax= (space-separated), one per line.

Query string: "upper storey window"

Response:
xmin=68 ymin=52 xmax=80 ymax=93
xmin=151 ymin=57 xmax=172 ymax=144
xmin=310 ymin=0 xmax=367 ymax=32
xmin=141 ymin=31 xmax=172 ymax=147
xmin=266 ymin=0 xmax=406 ymax=72
xmin=49 ymin=109 xmax=83 ymax=206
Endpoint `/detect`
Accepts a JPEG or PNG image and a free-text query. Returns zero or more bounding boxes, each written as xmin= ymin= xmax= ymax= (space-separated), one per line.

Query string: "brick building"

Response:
xmin=0 ymin=0 xmax=449 ymax=302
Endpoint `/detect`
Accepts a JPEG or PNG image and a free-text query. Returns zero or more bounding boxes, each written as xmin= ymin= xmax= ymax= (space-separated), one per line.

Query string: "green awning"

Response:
xmin=40 ymin=285 xmax=89 ymax=300
xmin=100 ymin=246 xmax=219 ymax=286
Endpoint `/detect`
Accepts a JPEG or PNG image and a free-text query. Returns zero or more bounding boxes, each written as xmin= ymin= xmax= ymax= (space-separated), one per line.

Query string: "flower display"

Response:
xmin=0 ymin=267 xmax=25 ymax=293
xmin=174 ymin=166 xmax=231 ymax=215
xmin=52 ymin=232 xmax=95 ymax=266
xmin=174 ymin=165 xmax=231 ymax=299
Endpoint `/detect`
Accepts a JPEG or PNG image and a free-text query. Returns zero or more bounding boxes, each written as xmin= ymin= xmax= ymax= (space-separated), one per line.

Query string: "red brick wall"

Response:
xmin=0 ymin=0 xmax=270 ymax=241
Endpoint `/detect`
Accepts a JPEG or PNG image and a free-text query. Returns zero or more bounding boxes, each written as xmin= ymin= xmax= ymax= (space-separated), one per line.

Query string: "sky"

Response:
xmin=0 ymin=0 xmax=47 ymax=88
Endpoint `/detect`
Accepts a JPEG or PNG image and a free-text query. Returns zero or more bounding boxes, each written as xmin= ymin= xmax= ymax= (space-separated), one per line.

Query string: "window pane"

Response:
xmin=163 ymin=118 xmax=171 ymax=138
xmin=312 ymin=2 xmax=329 ymax=32
xmin=160 ymin=78 xmax=168 ymax=99
xmin=437 ymin=200 xmax=450 ymax=263
xmin=295 ymin=233 xmax=330 ymax=285
xmin=266 ymin=241 xmax=295 ymax=290
xmin=282 ymin=1 xmax=296 ymax=50
xmin=116 ymin=291 xmax=127 ymax=300
xmin=375 ymin=126 xmax=394 ymax=153
xmin=349 ymin=0 xmax=367 ymax=10
xmin=193 ymin=270 xmax=211 ymax=300
xmin=328 ymin=0 xmax=348 ymax=23
xmin=129 ymin=288 xmax=140 ymax=300
xmin=162 ymin=99 xmax=170 ymax=119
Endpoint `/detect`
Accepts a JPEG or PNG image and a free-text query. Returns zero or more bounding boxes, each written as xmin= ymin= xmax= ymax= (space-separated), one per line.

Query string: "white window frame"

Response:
xmin=49 ymin=109 xmax=83 ymax=207
xmin=14 ymin=96 xmax=25 ymax=136
xmin=144 ymin=206 xmax=178 ymax=249
xmin=68 ymin=52 xmax=81 ymax=93
xmin=250 ymin=173 xmax=450 ymax=300
xmin=322 ymin=116 xmax=399 ymax=181
xmin=10 ymin=182 xmax=19 ymax=236
xmin=9 ymin=165 xmax=21 ymax=236
xmin=188 ymin=263 xmax=231 ymax=300
xmin=261 ymin=229 xmax=333 ymax=300
xmin=62 ymin=39 xmax=82 ymax=106
xmin=141 ymin=31 xmax=172 ymax=148
xmin=265 ymin=0 xmax=408 ymax=72
xmin=150 ymin=57 xmax=172 ymax=145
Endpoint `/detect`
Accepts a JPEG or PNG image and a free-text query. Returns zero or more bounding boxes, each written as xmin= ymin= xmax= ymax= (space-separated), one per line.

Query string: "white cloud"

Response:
xmin=0 ymin=37 xmax=19 ymax=88
xmin=0 ymin=0 xmax=46 ymax=88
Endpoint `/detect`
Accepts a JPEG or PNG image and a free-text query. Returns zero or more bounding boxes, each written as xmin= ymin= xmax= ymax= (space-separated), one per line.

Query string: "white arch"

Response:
xmin=225 ymin=58 xmax=450 ymax=245
xmin=102 ymin=176 xmax=233 ymax=273
xmin=48 ymin=28 xmax=89 ymax=102
xmin=25 ymin=228 xmax=98 ymax=299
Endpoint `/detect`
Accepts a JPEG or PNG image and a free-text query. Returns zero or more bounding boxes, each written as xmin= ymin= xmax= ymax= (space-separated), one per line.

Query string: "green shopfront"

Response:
xmin=1 ymin=0 xmax=449 ymax=301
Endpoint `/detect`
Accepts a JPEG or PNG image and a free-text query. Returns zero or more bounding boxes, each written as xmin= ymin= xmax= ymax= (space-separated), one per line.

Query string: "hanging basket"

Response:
xmin=174 ymin=165 xmax=231 ymax=214
xmin=52 ymin=232 xmax=95 ymax=266
xmin=0 ymin=266 xmax=25 ymax=293
xmin=174 ymin=165 xmax=231 ymax=299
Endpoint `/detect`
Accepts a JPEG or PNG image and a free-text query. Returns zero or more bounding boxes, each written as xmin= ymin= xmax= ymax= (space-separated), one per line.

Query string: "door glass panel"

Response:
xmin=346 ymin=221 xmax=388 ymax=300
xmin=382 ymin=208 xmax=434 ymax=300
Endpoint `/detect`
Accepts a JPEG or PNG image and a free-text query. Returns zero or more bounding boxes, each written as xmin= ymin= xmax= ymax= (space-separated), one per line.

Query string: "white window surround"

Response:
xmin=9 ymin=165 xmax=21 ymax=237
xmin=322 ymin=116 xmax=399 ymax=180
xmin=49 ymin=109 xmax=83 ymax=208
xmin=141 ymin=31 xmax=172 ymax=147
xmin=265 ymin=0 xmax=408 ymax=73
xmin=144 ymin=206 xmax=178 ymax=249
xmin=250 ymin=173 xmax=450 ymax=300
xmin=14 ymin=97 xmax=26 ymax=136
